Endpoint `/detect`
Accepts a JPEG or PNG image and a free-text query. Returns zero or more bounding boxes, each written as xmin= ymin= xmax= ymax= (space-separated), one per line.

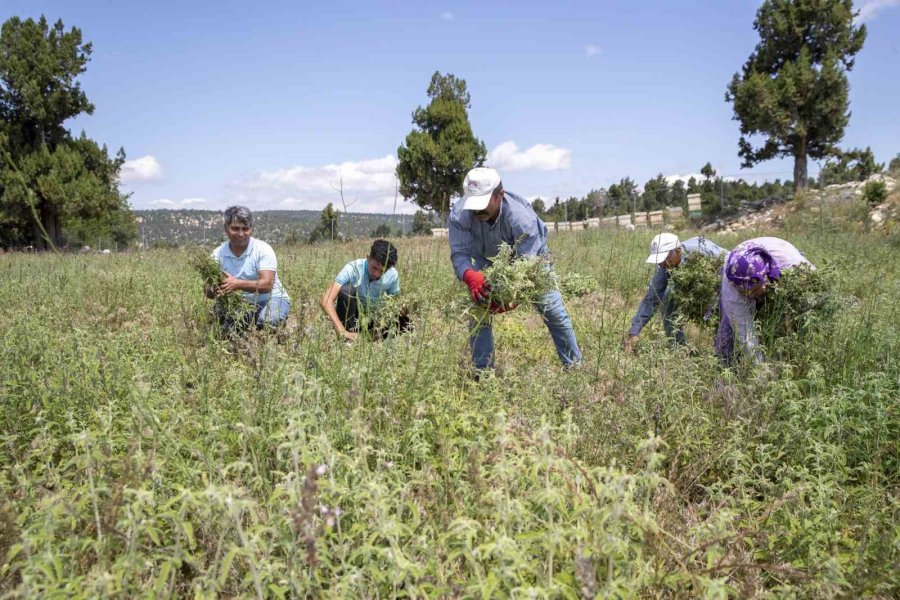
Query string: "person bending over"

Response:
xmin=449 ymin=167 xmax=582 ymax=371
xmin=625 ymin=233 xmax=727 ymax=352
xmin=320 ymin=239 xmax=409 ymax=341
xmin=715 ymin=236 xmax=814 ymax=364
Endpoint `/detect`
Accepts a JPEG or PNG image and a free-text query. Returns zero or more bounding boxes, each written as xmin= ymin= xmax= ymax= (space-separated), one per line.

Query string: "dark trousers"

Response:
xmin=336 ymin=284 xmax=411 ymax=337
xmin=336 ymin=284 xmax=362 ymax=332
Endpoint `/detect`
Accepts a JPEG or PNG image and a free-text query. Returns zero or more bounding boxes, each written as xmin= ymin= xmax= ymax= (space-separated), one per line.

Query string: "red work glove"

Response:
xmin=489 ymin=301 xmax=518 ymax=315
xmin=462 ymin=269 xmax=490 ymax=303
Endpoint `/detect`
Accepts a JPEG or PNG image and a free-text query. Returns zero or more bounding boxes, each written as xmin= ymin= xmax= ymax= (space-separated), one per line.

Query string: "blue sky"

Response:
xmin=4 ymin=0 xmax=899 ymax=212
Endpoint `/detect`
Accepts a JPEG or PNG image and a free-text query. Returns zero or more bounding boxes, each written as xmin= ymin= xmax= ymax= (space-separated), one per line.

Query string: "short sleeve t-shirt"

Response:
xmin=211 ymin=237 xmax=290 ymax=303
xmin=334 ymin=258 xmax=399 ymax=309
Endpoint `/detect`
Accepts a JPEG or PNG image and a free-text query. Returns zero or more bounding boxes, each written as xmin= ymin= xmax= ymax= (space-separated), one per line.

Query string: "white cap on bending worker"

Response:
xmin=645 ymin=233 xmax=681 ymax=264
xmin=461 ymin=167 xmax=502 ymax=211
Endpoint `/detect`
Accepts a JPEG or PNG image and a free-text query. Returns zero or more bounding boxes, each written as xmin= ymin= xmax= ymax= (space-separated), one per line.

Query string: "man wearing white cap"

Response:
xmin=624 ymin=233 xmax=727 ymax=353
xmin=449 ymin=167 xmax=582 ymax=370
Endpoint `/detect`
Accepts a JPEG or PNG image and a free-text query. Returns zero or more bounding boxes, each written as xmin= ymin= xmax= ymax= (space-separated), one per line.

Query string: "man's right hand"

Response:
xmin=342 ymin=330 xmax=358 ymax=342
xmin=624 ymin=334 xmax=639 ymax=353
xmin=462 ymin=269 xmax=490 ymax=303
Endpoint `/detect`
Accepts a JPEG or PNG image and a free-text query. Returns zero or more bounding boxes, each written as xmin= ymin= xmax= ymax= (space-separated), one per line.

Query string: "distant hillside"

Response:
xmin=134 ymin=209 xmax=416 ymax=247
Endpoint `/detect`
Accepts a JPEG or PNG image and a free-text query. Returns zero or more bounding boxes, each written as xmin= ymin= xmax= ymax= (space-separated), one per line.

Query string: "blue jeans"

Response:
xmin=254 ymin=297 xmax=290 ymax=328
xmin=470 ymin=289 xmax=582 ymax=369
xmin=216 ymin=296 xmax=290 ymax=335
xmin=661 ymin=287 xmax=686 ymax=345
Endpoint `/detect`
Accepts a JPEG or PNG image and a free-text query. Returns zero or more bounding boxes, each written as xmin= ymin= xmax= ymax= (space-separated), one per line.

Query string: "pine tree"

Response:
xmin=396 ymin=72 xmax=486 ymax=218
xmin=0 ymin=16 xmax=133 ymax=249
xmin=726 ymin=0 xmax=866 ymax=191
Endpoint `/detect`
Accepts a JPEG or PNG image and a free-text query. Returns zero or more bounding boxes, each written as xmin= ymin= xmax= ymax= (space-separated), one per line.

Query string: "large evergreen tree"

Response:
xmin=0 ymin=16 xmax=133 ymax=249
xmin=396 ymin=72 xmax=486 ymax=218
xmin=726 ymin=0 xmax=866 ymax=191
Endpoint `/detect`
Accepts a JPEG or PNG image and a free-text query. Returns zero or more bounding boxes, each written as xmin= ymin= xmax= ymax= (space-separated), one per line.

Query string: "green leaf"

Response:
xmin=218 ymin=547 xmax=238 ymax=588
xmin=182 ymin=521 xmax=196 ymax=550
xmin=154 ymin=561 xmax=172 ymax=594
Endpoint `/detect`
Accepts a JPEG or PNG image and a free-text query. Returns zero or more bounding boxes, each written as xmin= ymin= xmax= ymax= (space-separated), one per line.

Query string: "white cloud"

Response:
xmin=585 ymin=45 xmax=601 ymax=58
xmin=856 ymin=0 xmax=900 ymax=22
xmin=663 ymin=173 xmax=705 ymax=185
xmin=120 ymin=155 xmax=163 ymax=183
xmin=439 ymin=11 xmax=454 ymax=20
xmin=148 ymin=197 xmax=208 ymax=208
xmin=234 ymin=154 xmax=413 ymax=213
xmin=488 ymin=141 xmax=572 ymax=172
xmin=664 ymin=172 xmax=738 ymax=185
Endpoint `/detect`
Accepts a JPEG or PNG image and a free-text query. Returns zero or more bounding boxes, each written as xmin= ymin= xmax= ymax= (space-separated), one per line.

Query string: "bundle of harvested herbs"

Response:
xmin=463 ymin=243 xmax=556 ymax=320
xmin=190 ymin=250 xmax=253 ymax=319
xmin=368 ymin=292 xmax=417 ymax=334
xmin=670 ymin=253 xmax=725 ymax=328
xmin=756 ymin=264 xmax=844 ymax=342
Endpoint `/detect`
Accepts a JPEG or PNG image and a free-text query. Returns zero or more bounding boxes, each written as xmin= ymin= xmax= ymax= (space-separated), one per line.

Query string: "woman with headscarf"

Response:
xmin=715 ymin=237 xmax=814 ymax=364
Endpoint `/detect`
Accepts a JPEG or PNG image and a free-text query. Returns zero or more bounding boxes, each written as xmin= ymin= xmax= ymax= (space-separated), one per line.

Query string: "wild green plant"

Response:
xmin=190 ymin=249 xmax=253 ymax=322
xmin=463 ymin=242 xmax=556 ymax=320
xmin=0 ymin=225 xmax=896 ymax=597
xmin=558 ymin=271 xmax=599 ymax=299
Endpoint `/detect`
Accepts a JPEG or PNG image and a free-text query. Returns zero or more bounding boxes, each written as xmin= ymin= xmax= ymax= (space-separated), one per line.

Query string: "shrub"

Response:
xmin=862 ymin=180 xmax=887 ymax=206
xmin=558 ymin=272 xmax=599 ymax=299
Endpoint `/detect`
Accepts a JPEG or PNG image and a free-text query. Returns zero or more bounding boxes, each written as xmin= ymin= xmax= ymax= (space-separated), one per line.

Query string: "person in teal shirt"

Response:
xmin=320 ymin=239 xmax=408 ymax=340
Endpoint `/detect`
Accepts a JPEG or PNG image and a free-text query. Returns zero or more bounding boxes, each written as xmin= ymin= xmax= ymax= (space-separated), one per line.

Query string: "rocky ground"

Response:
xmin=702 ymin=174 xmax=899 ymax=233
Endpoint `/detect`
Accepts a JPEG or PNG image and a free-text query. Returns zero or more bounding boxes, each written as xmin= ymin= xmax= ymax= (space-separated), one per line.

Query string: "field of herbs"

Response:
xmin=1 ymin=207 xmax=898 ymax=597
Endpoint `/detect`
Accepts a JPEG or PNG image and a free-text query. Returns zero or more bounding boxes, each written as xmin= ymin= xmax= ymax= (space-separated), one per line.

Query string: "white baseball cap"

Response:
xmin=462 ymin=167 xmax=501 ymax=211
xmin=646 ymin=233 xmax=680 ymax=264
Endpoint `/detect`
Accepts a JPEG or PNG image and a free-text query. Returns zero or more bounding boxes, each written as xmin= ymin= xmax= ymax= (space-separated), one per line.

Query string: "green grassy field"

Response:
xmin=1 ymin=211 xmax=898 ymax=597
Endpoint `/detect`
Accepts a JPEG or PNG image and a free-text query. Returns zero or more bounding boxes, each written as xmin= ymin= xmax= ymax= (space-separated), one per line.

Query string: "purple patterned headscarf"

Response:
xmin=725 ymin=244 xmax=782 ymax=290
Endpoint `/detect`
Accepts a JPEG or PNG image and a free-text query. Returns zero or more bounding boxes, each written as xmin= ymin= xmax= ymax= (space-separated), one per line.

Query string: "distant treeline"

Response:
xmin=135 ymin=209 xmax=416 ymax=248
xmin=532 ymin=169 xmax=796 ymax=224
